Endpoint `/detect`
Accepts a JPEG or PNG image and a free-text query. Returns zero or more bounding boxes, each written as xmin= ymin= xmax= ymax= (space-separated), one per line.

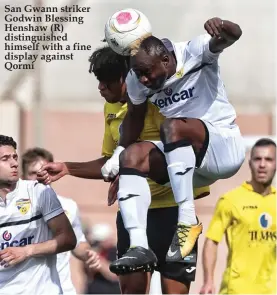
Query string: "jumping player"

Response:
xmin=37 ymin=46 xmax=210 ymax=294
xmin=101 ymin=16 xmax=246 ymax=272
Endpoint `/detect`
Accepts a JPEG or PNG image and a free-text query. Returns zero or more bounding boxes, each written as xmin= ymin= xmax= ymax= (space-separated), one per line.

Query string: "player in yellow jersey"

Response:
xmin=38 ymin=46 xmax=210 ymax=294
xmin=200 ymin=138 xmax=276 ymax=294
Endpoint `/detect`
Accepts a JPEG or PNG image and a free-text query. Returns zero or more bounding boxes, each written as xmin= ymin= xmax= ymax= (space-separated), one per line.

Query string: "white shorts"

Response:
xmin=148 ymin=122 xmax=246 ymax=188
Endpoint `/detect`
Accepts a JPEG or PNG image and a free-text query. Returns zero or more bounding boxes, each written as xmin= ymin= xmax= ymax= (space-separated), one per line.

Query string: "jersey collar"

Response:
xmin=242 ymin=181 xmax=276 ymax=194
xmin=0 ymin=180 xmax=20 ymax=206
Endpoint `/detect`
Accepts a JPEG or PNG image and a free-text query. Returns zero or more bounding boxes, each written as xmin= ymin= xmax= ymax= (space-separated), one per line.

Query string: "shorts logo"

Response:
xmin=2 ymin=231 xmax=12 ymax=241
xmin=164 ymin=88 xmax=172 ymax=96
xmin=259 ymin=213 xmax=272 ymax=229
xmin=167 ymin=247 xmax=177 ymax=257
xmin=186 ymin=266 xmax=196 ymax=273
xmin=16 ymin=198 xmax=31 ymax=215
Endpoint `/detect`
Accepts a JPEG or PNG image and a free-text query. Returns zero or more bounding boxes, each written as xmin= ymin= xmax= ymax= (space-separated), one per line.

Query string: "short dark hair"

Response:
xmin=251 ymin=138 xmax=276 ymax=156
xmin=21 ymin=147 xmax=53 ymax=175
xmin=133 ymin=35 xmax=169 ymax=57
xmin=0 ymin=135 xmax=17 ymax=149
xmin=88 ymin=46 xmax=130 ymax=82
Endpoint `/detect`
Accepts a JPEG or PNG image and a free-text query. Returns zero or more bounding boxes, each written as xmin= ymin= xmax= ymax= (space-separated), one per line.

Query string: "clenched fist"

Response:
xmin=204 ymin=17 xmax=224 ymax=38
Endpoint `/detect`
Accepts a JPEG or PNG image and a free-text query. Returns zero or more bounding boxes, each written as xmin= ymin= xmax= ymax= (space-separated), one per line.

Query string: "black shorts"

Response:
xmin=116 ymin=206 xmax=198 ymax=284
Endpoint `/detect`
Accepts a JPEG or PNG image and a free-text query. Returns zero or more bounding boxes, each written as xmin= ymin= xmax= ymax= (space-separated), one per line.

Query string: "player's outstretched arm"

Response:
xmin=199 ymin=238 xmax=218 ymax=294
xmin=205 ymin=17 xmax=242 ymax=53
xmin=37 ymin=157 xmax=109 ymax=185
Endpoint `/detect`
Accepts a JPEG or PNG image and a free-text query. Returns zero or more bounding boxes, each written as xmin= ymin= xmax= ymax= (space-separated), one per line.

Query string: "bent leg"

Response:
xmin=160 ymin=118 xmax=208 ymax=225
xmin=160 ymin=118 xmax=207 ymax=261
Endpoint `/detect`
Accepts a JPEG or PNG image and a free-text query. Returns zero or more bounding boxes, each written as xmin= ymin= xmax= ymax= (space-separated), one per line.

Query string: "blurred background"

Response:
xmin=0 ymin=0 xmax=276 ymax=293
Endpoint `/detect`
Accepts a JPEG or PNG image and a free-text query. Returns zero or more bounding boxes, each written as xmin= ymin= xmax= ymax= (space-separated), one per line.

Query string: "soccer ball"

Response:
xmin=104 ymin=8 xmax=152 ymax=56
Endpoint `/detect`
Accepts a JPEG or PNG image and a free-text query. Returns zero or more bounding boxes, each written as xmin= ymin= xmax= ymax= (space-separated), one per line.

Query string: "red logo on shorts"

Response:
xmin=116 ymin=12 xmax=132 ymax=25
xmin=2 ymin=231 xmax=12 ymax=241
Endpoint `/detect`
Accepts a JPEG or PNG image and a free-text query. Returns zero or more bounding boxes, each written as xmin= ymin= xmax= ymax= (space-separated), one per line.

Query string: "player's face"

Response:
xmin=98 ymin=78 xmax=126 ymax=103
xmin=249 ymin=145 xmax=276 ymax=185
xmin=0 ymin=145 xmax=19 ymax=184
xmin=131 ymin=51 xmax=168 ymax=90
xmin=24 ymin=158 xmax=47 ymax=181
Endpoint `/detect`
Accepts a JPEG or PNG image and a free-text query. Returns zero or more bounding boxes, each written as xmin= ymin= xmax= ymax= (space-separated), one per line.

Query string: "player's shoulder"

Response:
xmin=220 ymin=184 xmax=248 ymax=202
xmin=184 ymin=34 xmax=212 ymax=55
xmin=18 ymin=179 xmax=47 ymax=195
xmin=17 ymin=179 xmax=55 ymax=208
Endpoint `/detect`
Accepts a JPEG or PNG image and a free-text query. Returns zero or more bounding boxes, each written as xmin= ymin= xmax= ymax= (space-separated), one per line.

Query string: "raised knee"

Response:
xmin=160 ymin=118 xmax=184 ymax=143
xmin=119 ymin=145 xmax=146 ymax=170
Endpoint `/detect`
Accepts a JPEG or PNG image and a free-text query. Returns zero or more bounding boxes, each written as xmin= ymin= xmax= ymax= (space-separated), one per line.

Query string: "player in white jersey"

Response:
xmin=101 ymin=17 xmax=246 ymax=272
xmin=0 ymin=135 xmax=77 ymax=294
xmin=21 ymin=147 xmax=101 ymax=295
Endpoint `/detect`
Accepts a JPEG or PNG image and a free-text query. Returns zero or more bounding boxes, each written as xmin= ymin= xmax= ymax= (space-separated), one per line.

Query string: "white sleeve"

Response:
xmin=71 ymin=205 xmax=86 ymax=245
xmin=187 ymin=34 xmax=222 ymax=63
xmin=126 ymin=71 xmax=147 ymax=105
xmin=35 ymin=183 xmax=64 ymax=223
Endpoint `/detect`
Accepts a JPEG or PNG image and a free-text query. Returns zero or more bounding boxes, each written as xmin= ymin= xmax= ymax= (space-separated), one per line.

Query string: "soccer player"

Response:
xmin=38 ymin=46 xmax=210 ymax=294
xmin=200 ymin=138 xmax=276 ymax=294
xmin=0 ymin=135 xmax=77 ymax=294
xmin=21 ymin=147 xmax=101 ymax=295
xmin=101 ymin=16 xmax=246 ymax=270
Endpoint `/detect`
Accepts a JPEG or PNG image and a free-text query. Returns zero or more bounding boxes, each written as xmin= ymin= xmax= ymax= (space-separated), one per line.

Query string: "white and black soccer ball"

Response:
xmin=104 ymin=8 xmax=152 ymax=56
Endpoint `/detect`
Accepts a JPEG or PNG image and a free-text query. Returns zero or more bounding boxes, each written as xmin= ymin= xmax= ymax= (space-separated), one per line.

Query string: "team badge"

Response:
xmin=176 ymin=67 xmax=184 ymax=78
xmin=164 ymin=88 xmax=172 ymax=96
xmin=16 ymin=198 xmax=31 ymax=215
xmin=259 ymin=213 xmax=272 ymax=229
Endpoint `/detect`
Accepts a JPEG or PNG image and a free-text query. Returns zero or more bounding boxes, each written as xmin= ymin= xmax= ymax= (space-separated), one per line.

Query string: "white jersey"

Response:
xmin=0 ymin=179 xmax=63 ymax=295
xmin=56 ymin=196 xmax=86 ymax=295
xmin=126 ymin=34 xmax=237 ymax=127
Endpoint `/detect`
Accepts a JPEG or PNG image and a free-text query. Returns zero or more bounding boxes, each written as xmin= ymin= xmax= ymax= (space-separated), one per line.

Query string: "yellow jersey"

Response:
xmin=102 ymin=101 xmax=210 ymax=209
xmin=206 ymin=182 xmax=276 ymax=294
